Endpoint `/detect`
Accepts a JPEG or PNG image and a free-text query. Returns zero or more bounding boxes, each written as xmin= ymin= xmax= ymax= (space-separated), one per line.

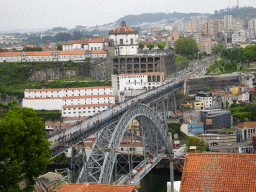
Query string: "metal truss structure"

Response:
xmin=49 ymin=81 xmax=184 ymax=184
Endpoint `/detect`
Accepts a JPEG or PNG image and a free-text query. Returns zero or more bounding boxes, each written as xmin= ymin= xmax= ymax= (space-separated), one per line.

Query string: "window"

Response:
xmin=120 ymin=39 xmax=123 ymax=45
xmin=131 ymin=38 xmax=133 ymax=44
xmin=91 ymin=47 xmax=93 ymax=50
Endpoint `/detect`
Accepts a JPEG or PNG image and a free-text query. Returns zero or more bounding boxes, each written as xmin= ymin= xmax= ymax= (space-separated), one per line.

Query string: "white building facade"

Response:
xmin=62 ymin=38 xmax=109 ymax=51
xmin=195 ymin=92 xmax=212 ymax=108
xmin=22 ymin=86 xmax=114 ymax=117
xmin=0 ymin=50 xmax=107 ymax=63
xmin=112 ymin=72 xmax=164 ymax=92
xmin=109 ymin=21 xmax=139 ymax=56
xmin=232 ymin=30 xmax=248 ymax=44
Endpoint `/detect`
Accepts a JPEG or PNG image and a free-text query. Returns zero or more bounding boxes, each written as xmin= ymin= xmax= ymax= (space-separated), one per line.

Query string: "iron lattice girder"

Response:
xmin=77 ymin=103 xmax=172 ymax=184
xmin=50 ymin=82 xmax=183 ymax=160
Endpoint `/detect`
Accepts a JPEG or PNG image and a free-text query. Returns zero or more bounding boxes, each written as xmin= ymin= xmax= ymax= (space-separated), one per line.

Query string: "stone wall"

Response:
xmin=186 ymin=74 xmax=241 ymax=93
xmin=28 ymin=63 xmax=91 ymax=82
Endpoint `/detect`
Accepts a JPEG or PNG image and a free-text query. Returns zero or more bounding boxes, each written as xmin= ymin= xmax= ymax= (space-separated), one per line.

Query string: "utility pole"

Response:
xmin=170 ymin=161 xmax=174 ymax=192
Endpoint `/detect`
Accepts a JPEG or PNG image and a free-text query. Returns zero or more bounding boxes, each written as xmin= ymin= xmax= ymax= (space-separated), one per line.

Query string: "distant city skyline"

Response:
xmin=0 ymin=0 xmax=255 ymax=32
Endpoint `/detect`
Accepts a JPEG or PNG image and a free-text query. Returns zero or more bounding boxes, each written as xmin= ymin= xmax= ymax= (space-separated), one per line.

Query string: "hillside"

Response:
xmin=114 ymin=12 xmax=205 ymax=26
xmin=211 ymin=6 xmax=256 ymax=20
xmin=0 ymin=61 xmax=110 ymax=101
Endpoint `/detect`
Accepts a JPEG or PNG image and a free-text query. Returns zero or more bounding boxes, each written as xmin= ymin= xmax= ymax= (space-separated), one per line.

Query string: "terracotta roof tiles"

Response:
xmin=234 ymin=122 xmax=256 ymax=129
xmin=58 ymin=183 xmax=136 ymax=192
xmin=113 ymin=26 xmax=134 ymax=33
xmin=64 ymin=86 xmax=113 ymax=90
xmin=26 ymin=51 xmax=54 ymax=56
xmin=0 ymin=52 xmax=22 ymax=57
xmin=58 ymin=50 xmax=86 ymax=55
xmin=90 ymin=50 xmax=107 ymax=54
xmin=180 ymin=153 xmax=256 ymax=192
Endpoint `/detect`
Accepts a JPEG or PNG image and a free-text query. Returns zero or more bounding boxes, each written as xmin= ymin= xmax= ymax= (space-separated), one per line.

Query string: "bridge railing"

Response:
xmin=47 ymin=80 xmax=184 ymax=142
xmin=50 ymin=81 xmax=184 ymax=158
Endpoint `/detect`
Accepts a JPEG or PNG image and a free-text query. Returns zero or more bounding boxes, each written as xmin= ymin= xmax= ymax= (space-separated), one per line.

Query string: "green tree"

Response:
xmin=174 ymin=37 xmax=199 ymax=56
xmin=146 ymin=43 xmax=155 ymax=50
xmin=206 ymin=86 xmax=212 ymax=91
xmin=0 ymin=107 xmax=51 ymax=191
xmin=226 ymin=99 xmax=229 ymax=109
xmin=244 ymin=45 xmax=256 ymax=64
xmin=57 ymin=43 xmax=62 ymax=51
xmin=213 ymin=43 xmax=225 ymax=54
xmin=139 ymin=42 xmax=145 ymax=50
xmin=157 ymin=41 xmax=166 ymax=50
xmin=186 ymin=136 xmax=209 ymax=152
xmin=230 ymin=48 xmax=244 ymax=62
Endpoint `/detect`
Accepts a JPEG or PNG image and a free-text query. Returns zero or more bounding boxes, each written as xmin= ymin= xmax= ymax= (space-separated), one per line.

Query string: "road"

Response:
xmin=210 ymin=140 xmax=252 ymax=150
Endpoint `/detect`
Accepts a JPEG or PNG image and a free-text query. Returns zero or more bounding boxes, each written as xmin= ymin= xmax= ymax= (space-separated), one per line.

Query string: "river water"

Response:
xmin=139 ymin=167 xmax=182 ymax=192
xmin=46 ymin=163 xmax=182 ymax=192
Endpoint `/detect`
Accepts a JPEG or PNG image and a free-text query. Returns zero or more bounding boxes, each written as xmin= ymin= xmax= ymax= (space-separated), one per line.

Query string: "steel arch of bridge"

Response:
xmin=77 ymin=102 xmax=172 ymax=184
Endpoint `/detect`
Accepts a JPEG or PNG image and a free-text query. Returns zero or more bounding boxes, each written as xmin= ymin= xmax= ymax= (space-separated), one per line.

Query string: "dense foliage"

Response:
xmin=168 ymin=122 xmax=188 ymax=140
xmin=139 ymin=42 xmax=144 ymax=50
xmin=206 ymin=45 xmax=256 ymax=75
xmin=35 ymin=110 xmax=61 ymax=121
xmin=175 ymin=55 xmax=188 ymax=65
xmin=0 ymin=61 xmax=92 ymax=99
xmin=174 ymin=37 xmax=199 ymax=57
xmin=23 ymin=47 xmax=43 ymax=52
xmin=0 ymin=107 xmax=51 ymax=191
xmin=146 ymin=43 xmax=155 ymax=50
xmin=228 ymin=103 xmax=256 ymax=122
xmin=185 ymin=136 xmax=209 ymax=152
xmin=157 ymin=41 xmax=166 ymax=50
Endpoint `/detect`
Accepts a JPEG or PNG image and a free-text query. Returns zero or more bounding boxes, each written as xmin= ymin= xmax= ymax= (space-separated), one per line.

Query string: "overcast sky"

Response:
xmin=0 ymin=0 xmax=255 ymax=32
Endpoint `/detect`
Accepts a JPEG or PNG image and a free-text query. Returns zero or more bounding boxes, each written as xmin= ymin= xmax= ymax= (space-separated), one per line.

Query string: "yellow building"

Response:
xmin=194 ymin=100 xmax=204 ymax=110
xmin=128 ymin=119 xmax=140 ymax=135
xmin=230 ymin=86 xmax=239 ymax=95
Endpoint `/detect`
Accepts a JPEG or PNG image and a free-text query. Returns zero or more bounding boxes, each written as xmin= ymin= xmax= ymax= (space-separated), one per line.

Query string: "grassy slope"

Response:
xmin=0 ymin=61 xmax=110 ymax=99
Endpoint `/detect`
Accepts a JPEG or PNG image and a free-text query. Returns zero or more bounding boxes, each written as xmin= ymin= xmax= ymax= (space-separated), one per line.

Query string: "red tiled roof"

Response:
xmin=63 ymin=103 xmax=114 ymax=108
xmin=64 ymin=86 xmax=113 ymax=90
xmin=58 ymin=183 xmax=136 ymax=192
xmin=26 ymin=51 xmax=54 ymax=56
xmin=58 ymin=50 xmax=86 ymax=55
xmin=62 ymin=38 xmax=109 ymax=45
xmin=118 ymin=72 xmax=162 ymax=76
xmin=234 ymin=122 xmax=256 ymax=129
xmin=114 ymin=26 xmax=134 ymax=33
xmin=0 ymin=52 xmax=22 ymax=57
xmin=63 ymin=40 xmax=88 ymax=45
xmin=90 ymin=50 xmax=107 ymax=54
xmin=180 ymin=153 xmax=256 ymax=192
xmin=89 ymin=38 xmax=109 ymax=43
xmin=63 ymin=95 xmax=114 ymax=99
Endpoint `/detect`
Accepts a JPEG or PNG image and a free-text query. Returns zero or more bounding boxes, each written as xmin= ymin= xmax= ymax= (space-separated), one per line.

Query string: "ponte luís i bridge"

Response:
xmin=49 ymin=80 xmax=184 ymax=185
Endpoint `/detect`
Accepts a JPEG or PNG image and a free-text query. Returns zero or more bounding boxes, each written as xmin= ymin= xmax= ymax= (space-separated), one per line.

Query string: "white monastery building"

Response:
xmin=0 ymin=50 xmax=107 ymax=63
xmin=109 ymin=21 xmax=139 ymax=56
xmin=22 ymin=86 xmax=115 ymax=117
xmin=112 ymin=72 xmax=164 ymax=92
xmin=62 ymin=38 xmax=109 ymax=51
